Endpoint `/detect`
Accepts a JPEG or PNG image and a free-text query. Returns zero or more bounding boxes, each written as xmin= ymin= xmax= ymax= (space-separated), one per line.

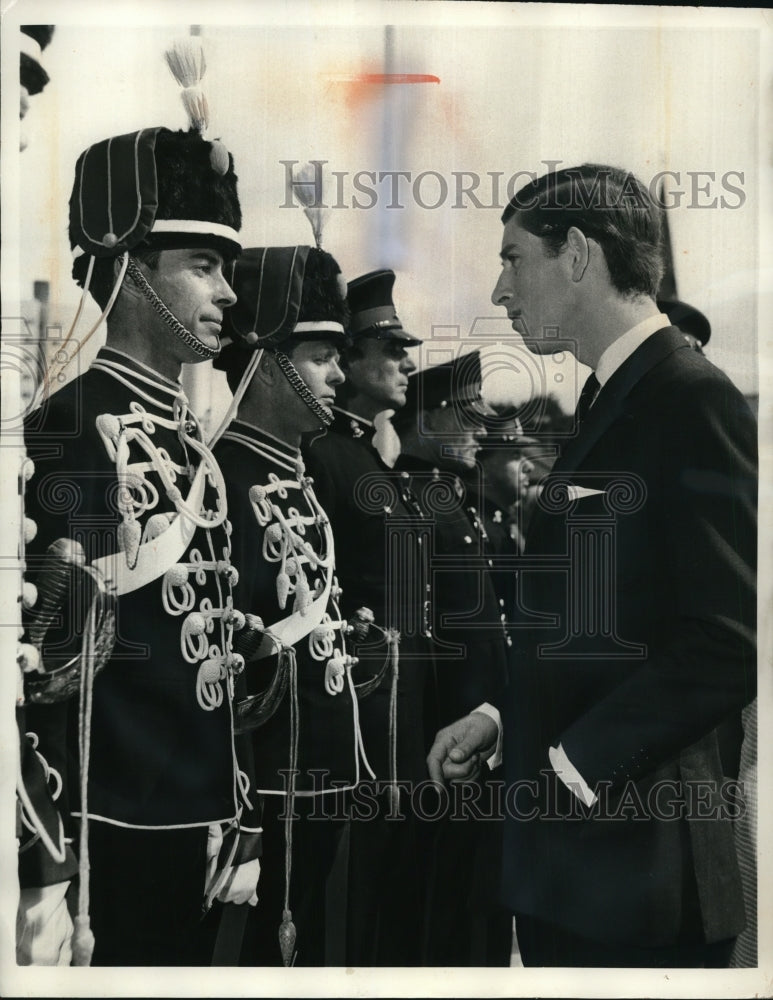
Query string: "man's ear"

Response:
xmin=115 ymin=253 xmax=143 ymax=303
xmin=253 ymin=351 xmax=278 ymax=388
xmin=565 ymin=226 xmax=591 ymax=282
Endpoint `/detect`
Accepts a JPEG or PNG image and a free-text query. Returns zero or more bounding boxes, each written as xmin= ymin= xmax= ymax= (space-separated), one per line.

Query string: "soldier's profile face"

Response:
xmin=287 ymin=339 xmax=345 ymax=411
xmin=427 ymin=405 xmax=486 ymax=471
xmin=146 ymin=248 xmax=237 ymax=362
xmin=485 ymin=451 xmax=534 ymax=501
xmin=345 ymin=337 xmax=417 ymax=410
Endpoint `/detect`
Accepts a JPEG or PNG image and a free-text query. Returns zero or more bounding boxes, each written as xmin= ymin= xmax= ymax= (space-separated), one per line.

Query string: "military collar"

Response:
xmin=222 ymin=419 xmax=304 ymax=476
xmin=94 ymin=347 xmax=181 ymax=390
xmin=90 ymin=347 xmax=187 ymax=413
xmin=331 ymin=404 xmax=375 ymax=441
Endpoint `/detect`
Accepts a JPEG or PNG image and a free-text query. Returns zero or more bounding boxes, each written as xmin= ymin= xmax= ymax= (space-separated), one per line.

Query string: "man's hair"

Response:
xmin=502 ymin=164 xmax=664 ymax=298
xmin=71 ymin=247 xmax=161 ymax=310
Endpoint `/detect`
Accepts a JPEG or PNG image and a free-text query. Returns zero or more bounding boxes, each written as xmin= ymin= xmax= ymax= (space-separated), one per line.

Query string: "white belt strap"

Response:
xmin=256 ymin=578 xmax=332 ymax=658
xmin=91 ymin=464 xmax=207 ymax=595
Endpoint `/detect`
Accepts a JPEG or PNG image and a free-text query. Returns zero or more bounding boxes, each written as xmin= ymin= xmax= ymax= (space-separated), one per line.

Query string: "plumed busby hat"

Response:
xmin=392 ymin=350 xmax=489 ymax=433
xmin=20 ymin=25 xmax=54 ymax=96
xmin=68 ymin=40 xmax=241 ymax=269
xmin=347 ymin=269 xmax=421 ymax=345
xmin=68 ymin=127 xmax=242 ymax=264
xmin=657 ymin=297 xmax=711 ymax=347
xmin=214 ymin=246 xmax=348 ymax=388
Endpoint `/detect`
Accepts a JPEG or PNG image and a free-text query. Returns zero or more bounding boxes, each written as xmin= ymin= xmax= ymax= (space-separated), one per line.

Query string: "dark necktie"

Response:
xmin=576 ymin=372 xmax=600 ymax=423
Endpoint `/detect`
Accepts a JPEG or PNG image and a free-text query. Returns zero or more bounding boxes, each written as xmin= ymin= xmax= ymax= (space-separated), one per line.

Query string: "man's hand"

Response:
xmin=427 ymin=711 xmax=499 ymax=784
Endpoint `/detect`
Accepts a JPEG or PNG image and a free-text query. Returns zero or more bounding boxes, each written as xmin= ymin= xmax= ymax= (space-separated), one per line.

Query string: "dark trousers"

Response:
xmin=238 ymin=794 xmax=346 ymax=966
xmin=346 ymin=790 xmax=427 ymax=966
xmin=87 ymin=822 xmax=209 ymax=966
xmin=421 ymin=781 xmax=511 ymax=967
xmin=515 ymin=914 xmax=736 ymax=968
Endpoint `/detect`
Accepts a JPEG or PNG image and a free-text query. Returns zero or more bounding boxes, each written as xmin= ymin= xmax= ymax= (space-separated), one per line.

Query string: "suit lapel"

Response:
xmin=554 ymin=326 xmax=690 ymax=475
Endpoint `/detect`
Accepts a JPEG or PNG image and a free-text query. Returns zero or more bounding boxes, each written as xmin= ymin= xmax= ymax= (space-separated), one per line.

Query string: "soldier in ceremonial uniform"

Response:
xmin=303 ymin=270 xmax=434 ymax=966
xmin=212 ymin=244 xmax=373 ymax=966
xmin=473 ymin=408 xmax=536 ymax=558
xmin=391 ymin=352 xmax=511 ymax=965
xmin=22 ymin=53 xmax=261 ymax=965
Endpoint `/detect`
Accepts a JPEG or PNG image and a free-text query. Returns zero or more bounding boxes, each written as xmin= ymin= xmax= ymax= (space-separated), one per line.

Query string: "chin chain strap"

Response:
xmin=125 ymin=256 xmax=219 ymax=361
xmin=273 ymin=351 xmax=334 ymax=427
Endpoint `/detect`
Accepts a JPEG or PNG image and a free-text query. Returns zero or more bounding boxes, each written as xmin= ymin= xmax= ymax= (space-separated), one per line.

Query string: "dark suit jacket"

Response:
xmin=501 ymin=327 xmax=756 ymax=947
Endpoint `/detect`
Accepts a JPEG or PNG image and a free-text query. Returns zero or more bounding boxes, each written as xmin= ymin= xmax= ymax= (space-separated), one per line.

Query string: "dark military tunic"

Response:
xmin=215 ymin=418 xmax=370 ymax=966
xmin=394 ymin=455 xmax=508 ymax=729
xmin=394 ymin=453 xmax=512 ymax=967
xmin=23 ymin=347 xmax=257 ymax=964
xmin=216 ymin=418 xmax=369 ymax=795
xmin=304 ymin=406 xmax=434 ymax=965
xmin=304 ymin=408 xmax=431 ymax=783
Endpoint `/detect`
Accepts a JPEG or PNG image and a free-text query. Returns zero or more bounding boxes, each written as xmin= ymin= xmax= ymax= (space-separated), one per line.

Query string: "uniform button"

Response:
xmin=464 ymin=535 xmax=472 ymax=544
xmin=487 ymin=559 xmax=493 ymax=567
xmin=499 ymin=598 xmax=505 ymax=607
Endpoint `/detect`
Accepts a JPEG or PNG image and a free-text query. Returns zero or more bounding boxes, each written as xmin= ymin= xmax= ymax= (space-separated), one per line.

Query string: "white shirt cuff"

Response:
xmin=473 ymin=703 xmax=502 ymax=770
xmin=549 ymin=742 xmax=597 ymax=807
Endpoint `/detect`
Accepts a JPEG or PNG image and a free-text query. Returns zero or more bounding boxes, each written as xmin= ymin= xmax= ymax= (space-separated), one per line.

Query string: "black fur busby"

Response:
xmin=20 ymin=26 xmax=54 ymax=96
xmin=152 ymin=129 xmax=241 ymax=243
xmin=69 ymin=127 xmax=241 ymax=273
xmin=215 ymin=246 xmax=348 ymax=393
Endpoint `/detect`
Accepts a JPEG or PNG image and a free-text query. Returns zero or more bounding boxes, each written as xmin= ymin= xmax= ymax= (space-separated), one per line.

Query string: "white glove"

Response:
xmin=215 ymin=858 xmax=261 ymax=906
xmin=206 ymin=823 xmax=260 ymax=906
xmin=16 ymin=881 xmax=73 ymax=965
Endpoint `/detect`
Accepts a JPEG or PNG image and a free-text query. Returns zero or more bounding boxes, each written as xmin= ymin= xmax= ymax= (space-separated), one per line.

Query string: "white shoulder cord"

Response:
xmin=208 ymin=348 xmax=264 ymax=448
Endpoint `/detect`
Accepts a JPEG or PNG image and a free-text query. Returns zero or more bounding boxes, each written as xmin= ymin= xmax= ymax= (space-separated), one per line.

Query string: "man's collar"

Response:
xmin=595 ymin=312 xmax=671 ymax=386
xmin=226 ymin=418 xmax=301 ymax=465
xmin=95 ymin=346 xmax=182 ymax=392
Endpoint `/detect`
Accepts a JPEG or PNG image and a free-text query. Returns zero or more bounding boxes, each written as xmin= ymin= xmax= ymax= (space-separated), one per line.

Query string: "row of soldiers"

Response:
xmin=16 ymin=45 xmax=536 ymax=969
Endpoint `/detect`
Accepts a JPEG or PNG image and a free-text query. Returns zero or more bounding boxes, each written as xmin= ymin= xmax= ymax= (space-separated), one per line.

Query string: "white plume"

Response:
xmin=291 ymin=161 xmax=330 ymax=249
xmin=165 ymin=38 xmax=209 ymax=132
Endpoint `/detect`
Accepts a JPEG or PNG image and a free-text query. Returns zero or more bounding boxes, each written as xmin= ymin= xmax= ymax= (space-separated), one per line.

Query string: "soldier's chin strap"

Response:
xmin=125 ymin=255 xmax=220 ymax=361
xmin=273 ymin=350 xmax=334 ymax=427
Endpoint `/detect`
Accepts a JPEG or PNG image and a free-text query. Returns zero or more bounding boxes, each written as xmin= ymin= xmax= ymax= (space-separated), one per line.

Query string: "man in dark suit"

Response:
xmin=427 ymin=163 xmax=757 ymax=967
